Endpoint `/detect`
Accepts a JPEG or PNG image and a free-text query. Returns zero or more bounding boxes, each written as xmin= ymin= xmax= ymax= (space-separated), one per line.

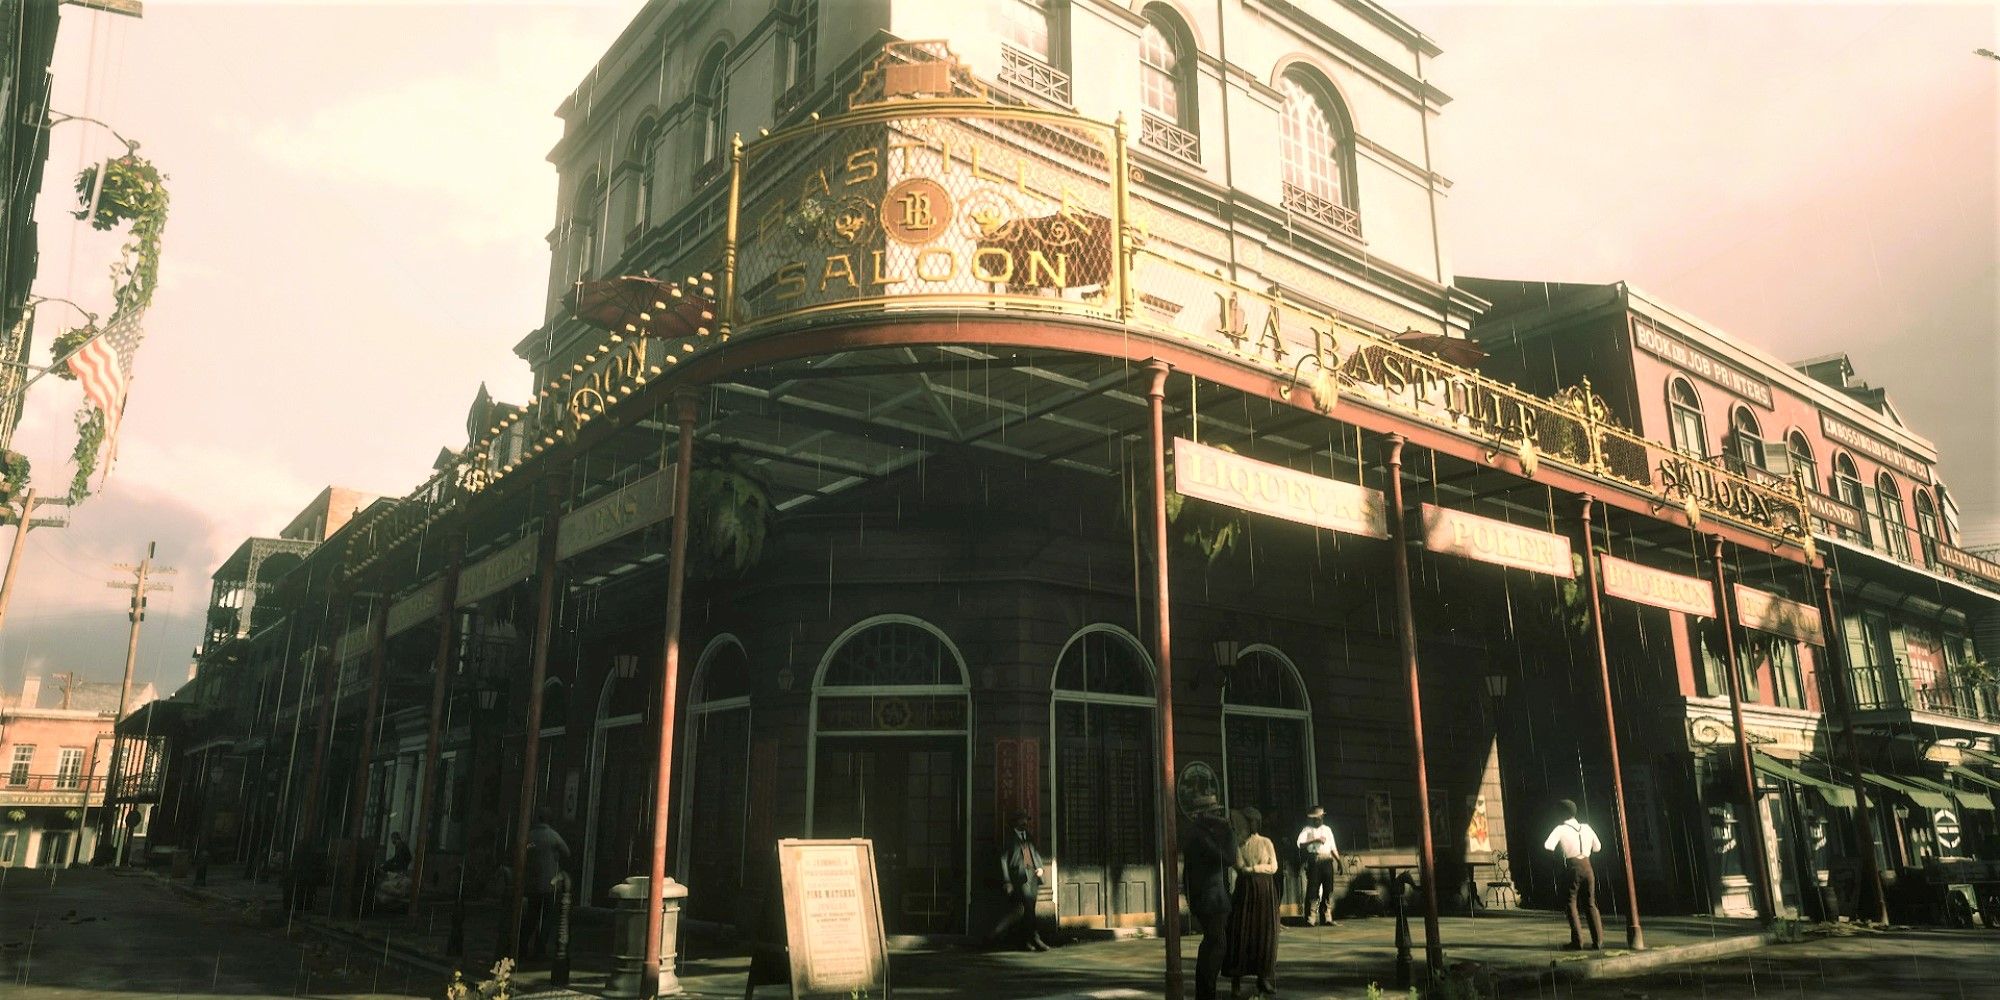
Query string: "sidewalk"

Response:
xmin=148 ymin=867 xmax=1774 ymax=999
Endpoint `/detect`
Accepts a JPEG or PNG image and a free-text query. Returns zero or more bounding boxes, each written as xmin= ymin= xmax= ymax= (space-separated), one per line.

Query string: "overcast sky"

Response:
xmin=1 ymin=1 xmax=1993 ymax=700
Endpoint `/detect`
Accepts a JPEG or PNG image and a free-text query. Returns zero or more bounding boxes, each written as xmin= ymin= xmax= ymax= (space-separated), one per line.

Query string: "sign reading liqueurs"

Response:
xmin=1732 ymin=585 xmax=1826 ymax=647
xmin=456 ymin=532 xmax=540 ymax=608
xmin=1599 ymin=554 xmax=1715 ymax=617
xmin=1174 ymin=438 xmax=1386 ymax=539
xmin=1420 ymin=504 xmax=1574 ymax=577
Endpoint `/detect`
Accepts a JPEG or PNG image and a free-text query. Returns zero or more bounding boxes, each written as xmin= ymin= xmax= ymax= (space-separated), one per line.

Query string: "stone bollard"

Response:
xmin=605 ymin=875 xmax=690 ymax=998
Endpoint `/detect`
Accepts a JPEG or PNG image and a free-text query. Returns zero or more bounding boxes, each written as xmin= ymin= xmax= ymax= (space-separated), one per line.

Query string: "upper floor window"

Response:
xmin=55 ymin=747 xmax=84 ymax=789
xmin=570 ymin=173 xmax=603 ymax=278
xmin=1728 ymin=406 xmax=1765 ymax=472
xmin=1875 ymin=472 xmax=1910 ymax=561
xmin=1002 ymin=0 xmax=1059 ymax=65
xmin=695 ymin=45 xmax=731 ymax=172
xmin=1137 ymin=6 xmax=1198 ymax=163
xmin=1667 ymin=377 xmax=1706 ymax=458
xmin=1786 ymin=430 xmax=1816 ymax=492
xmin=7 ymin=745 xmax=31 ymax=785
xmin=998 ymin=0 xmax=1070 ymax=104
xmin=1832 ymin=452 xmax=1866 ymax=541
xmin=631 ymin=117 xmax=659 ymax=234
xmin=1913 ymin=489 xmax=1941 ymax=564
xmin=1277 ymin=68 xmax=1358 ymax=237
xmin=781 ymin=0 xmax=818 ymax=98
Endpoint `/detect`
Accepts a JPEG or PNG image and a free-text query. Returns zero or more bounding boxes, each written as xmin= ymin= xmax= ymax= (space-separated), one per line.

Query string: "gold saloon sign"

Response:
xmin=1174 ymin=437 xmax=1387 ymax=539
xmin=1420 ymin=504 xmax=1574 ymax=577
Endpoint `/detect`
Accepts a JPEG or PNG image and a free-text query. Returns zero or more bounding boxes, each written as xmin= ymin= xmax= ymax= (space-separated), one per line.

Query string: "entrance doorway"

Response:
xmin=809 ymin=616 xmax=971 ymax=935
xmin=678 ymin=636 xmax=753 ymax=922
xmin=1222 ymin=646 xmax=1315 ymax=908
xmin=1050 ymin=625 xmax=1157 ymax=927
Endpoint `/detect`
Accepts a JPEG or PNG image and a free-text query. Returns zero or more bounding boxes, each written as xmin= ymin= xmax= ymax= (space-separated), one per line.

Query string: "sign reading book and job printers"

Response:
xmin=1173 ymin=438 xmax=1387 ymax=538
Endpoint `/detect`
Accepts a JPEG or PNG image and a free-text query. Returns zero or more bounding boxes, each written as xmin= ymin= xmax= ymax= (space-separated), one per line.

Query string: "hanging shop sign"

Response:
xmin=1631 ymin=319 xmax=1774 ymax=408
xmin=556 ymin=468 xmax=676 ymax=561
xmin=455 ymin=533 xmax=540 ymax=608
xmin=1935 ymin=544 xmax=2000 ymax=587
xmin=1804 ymin=491 xmax=1866 ymax=534
xmin=776 ymin=838 xmax=890 ymax=1000
xmin=333 ymin=622 xmax=373 ymax=663
xmin=1420 ymin=504 xmax=1574 ymax=577
xmin=1732 ymin=585 xmax=1826 ymax=646
xmin=1934 ymin=809 xmax=1961 ymax=852
xmin=385 ymin=578 xmax=446 ymax=639
xmin=1173 ymin=437 xmax=1387 ymax=538
xmin=1599 ymin=554 xmax=1715 ymax=618
xmin=1820 ymin=413 xmax=1932 ymax=480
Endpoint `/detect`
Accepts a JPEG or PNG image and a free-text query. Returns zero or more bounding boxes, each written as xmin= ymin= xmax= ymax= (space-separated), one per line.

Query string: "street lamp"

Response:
xmin=1484 ymin=672 xmax=1510 ymax=699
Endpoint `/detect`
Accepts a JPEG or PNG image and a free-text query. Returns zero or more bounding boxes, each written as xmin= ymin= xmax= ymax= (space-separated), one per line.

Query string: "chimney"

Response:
xmin=20 ymin=673 xmax=40 ymax=708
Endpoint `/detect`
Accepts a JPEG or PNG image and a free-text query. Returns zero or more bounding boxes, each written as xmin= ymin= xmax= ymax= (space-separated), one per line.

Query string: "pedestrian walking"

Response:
xmin=383 ymin=831 xmax=412 ymax=875
xmin=521 ymin=811 xmax=570 ymax=961
xmin=1294 ymin=806 xmax=1342 ymax=925
xmin=1542 ymin=798 xmax=1603 ymax=950
xmin=1183 ymin=794 xmax=1236 ymax=1000
xmin=1223 ymin=807 xmax=1280 ymax=997
xmin=990 ymin=809 xmax=1050 ymax=951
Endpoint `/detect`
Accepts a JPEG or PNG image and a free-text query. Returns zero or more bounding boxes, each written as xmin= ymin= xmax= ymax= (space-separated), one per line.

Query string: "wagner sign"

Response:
xmin=1420 ymin=504 xmax=1574 ymax=577
xmin=1599 ymin=554 xmax=1715 ymax=618
xmin=1174 ymin=437 xmax=1386 ymax=538
xmin=1805 ymin=490 xmax=1866 ymax=534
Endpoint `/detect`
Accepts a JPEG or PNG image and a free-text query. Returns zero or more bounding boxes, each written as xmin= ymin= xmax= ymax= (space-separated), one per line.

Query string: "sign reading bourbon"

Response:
xmin=1599 ymin=554 xmax=1715 ymax=618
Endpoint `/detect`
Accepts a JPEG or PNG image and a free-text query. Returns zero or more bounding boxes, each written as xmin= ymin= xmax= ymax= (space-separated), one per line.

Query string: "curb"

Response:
xmin=1481 ymin=930 xmax=1773 ymax=989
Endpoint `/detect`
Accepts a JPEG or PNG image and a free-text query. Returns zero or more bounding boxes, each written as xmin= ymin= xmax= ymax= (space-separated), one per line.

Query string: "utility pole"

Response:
xmin=92 ymin=541 xmax=173 ymax=864
xmin=0 ymin=488 xmax=76 ymax=635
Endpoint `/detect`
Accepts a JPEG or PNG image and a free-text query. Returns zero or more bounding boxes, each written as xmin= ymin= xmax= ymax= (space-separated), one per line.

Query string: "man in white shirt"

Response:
xmin=1295 ymin=806 xmax=1342 ymax=926
xmin=1541 ymin=798 xmax=1603 ymax=950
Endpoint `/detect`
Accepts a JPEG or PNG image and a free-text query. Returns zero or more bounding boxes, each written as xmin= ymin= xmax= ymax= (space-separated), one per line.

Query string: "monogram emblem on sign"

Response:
xmin=882 ymin=178 xmax=952 ymax=245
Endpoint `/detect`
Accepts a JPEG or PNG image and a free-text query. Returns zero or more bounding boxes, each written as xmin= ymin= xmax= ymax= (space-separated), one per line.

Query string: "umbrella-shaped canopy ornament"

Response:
xmin=565 ymin=273 xmax=718 ymax=341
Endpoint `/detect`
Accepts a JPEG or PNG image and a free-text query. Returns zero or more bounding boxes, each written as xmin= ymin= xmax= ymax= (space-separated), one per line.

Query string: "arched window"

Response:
xmin=1728 ymin=407 xmax=1765 ymax=473
xmin=998 ymin=0 xmax=1070 ymax=103
xmin=811 ymin=616 xmax=970 ymax=934
xmin=1278 ymin=68 xmax=1358 ymax=236
xmin=1051 ymin=626 xmax=1157 ymax=926
xmin=630 ymin=116 xmax=658 ymax=233
xmin=679 ymin=636 xmax=753 ymax=919
xmin=1223 ymin=646 xmax=1314 ymax=855
xmin=1913 ymin=489 xmax=1941 ymax=565
xmin=1832 ymin=453 xmax=1866 ymax=542
xmin=1875 ymin=472 xmax=1910 ymax=560
xmin=1786 ymin=431 xmax=1817 ymax=492
xmin=1139 ymin=7 xmax=1196 ymax=129
xmin=779 ymin=0 xmax=818 ymax=99
xmin=1667 ymin=377 xmax=1706 ymax=458
xmin=539 ymin=678 xmax=569 ymax=735
xmin=695 ymin=45 xmax=730 ymax=171
xmin=570 ymin=173 xmax=603 ymax=279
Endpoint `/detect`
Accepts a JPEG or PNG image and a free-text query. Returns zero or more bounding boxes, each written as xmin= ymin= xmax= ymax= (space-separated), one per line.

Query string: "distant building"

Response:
xmin=1 ymin=673 xmax=157 ymax=867
xmin=0 ymin=0 xmax=62 ymax=452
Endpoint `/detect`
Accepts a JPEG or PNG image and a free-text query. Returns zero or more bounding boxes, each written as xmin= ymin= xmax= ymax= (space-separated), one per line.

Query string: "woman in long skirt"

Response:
xmin=1223 ymin=806 xmax=1281 ymax=996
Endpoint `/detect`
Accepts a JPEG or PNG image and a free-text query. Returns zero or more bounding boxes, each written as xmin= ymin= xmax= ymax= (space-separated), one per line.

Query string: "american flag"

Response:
xmin=66 ymin=309 xmax=145 ymax=437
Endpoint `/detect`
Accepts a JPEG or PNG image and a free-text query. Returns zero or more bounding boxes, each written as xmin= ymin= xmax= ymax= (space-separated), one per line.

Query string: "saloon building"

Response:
xmin=133 ymin=1 xmax=1999 ymax=984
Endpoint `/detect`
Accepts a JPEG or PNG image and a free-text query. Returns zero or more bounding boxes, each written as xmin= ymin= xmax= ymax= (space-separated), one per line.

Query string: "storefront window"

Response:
xmin=1770 ymin=640 xmax=1805 ymax=709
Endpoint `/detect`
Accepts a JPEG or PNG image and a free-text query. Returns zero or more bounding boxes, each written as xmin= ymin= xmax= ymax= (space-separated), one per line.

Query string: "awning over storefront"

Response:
xmin=1963 ymin=747 xmax=2000 ymax=767
xmin=1860 ymin=772 xmax=1954 ymax=810
xmin=1949 ymin=765 xmax=2000 ymax=795
xmin=1906 ymin=774 xmax=1996 ymax=812
xmin=1754 ymin=752 xmax=1857 ymax=808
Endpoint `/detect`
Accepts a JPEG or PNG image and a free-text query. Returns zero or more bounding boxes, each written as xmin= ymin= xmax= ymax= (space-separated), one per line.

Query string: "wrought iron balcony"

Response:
xmin=1139 ymin=112 xmax=1199 ymax=165
xmin=0 ymin=772 xmax=104 ymax=799
xmin=998 ymin=43 xmax=1070 ymax=106
xmin=1281 ymin=182 xmax=1362 ymax=239
xmin=1850 ymin=669 xmax=2000 ymax=726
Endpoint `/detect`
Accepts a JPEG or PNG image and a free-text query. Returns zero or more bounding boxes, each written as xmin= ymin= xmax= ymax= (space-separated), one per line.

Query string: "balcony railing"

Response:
xmin=998 ymin=43 xmax=1071 ymax=106
xmin=1139 ymin=112 xmax=1200 ymax=165
xmin=1281 ymin=182 xmax=1362 ymax=239
xmin=1850 ymin=670 xmax=2000 ymax=725
xmin=1 ymin=773 xmax=104 ymax=794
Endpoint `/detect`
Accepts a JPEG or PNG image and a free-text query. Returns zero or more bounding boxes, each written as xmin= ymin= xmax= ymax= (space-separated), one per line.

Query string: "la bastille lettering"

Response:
xmin=1599 ymin=553 xmax=1716 ymax=618
xmin=1173 ymin=437 xmax=1387 ymax=538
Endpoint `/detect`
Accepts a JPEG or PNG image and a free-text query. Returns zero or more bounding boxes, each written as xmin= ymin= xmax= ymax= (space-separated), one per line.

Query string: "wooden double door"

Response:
xmin=814 ymin=735 xmax=966 ymax=934
xmin=1054 ymin=700 xmax=1158 ymax=926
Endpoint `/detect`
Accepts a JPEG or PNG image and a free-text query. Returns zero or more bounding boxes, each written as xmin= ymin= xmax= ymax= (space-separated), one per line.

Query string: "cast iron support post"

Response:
xmin=1813 ymin=563 xmax=1889 ymax=924
xmin=643 ymin=391 xmax=699 ymax=998
xmin=406 ymin=544 xmax=464 ymax=920
xmin=295 ymin=596 xmax=348 ymax=866
xmin=1382 ymin=434 xmax=1444 ymax=980
xmin=1709 ymin=536 xmax=1776 ymax=924
xmin=1145 ymin=361 xmax=1184 ymax=1000
xmin=1579 ymin=496 xmax=1644 ymax=949
xmin=343 ymin=599 xmax=391 ymax=914
xmin=504 ymin=473 xmax=568 ymax=959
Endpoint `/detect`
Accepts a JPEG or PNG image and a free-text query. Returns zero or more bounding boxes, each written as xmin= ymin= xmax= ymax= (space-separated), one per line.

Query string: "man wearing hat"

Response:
xmin=1295 ymin=806 xmax=1343 ymax=925
xmin=1542 ymin=798 xmax=1603 ymax=950
xmin=1181 ymin=794 xmax=1236 ymax=1000
xmin=992 ymin=809 xmax=1050 ymax=951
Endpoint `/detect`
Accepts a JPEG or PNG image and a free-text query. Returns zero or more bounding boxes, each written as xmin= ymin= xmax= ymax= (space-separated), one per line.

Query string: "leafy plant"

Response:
xmin=68 ymin=408 xmax=105 ymax=503
xmin=0 ymin=449 xmax=29 ymax=507
xmin=1163 ymin=444 xmax=1250 ymax=566
xmin=444 ymin=958 xmax=513 ymax=1000
xmin=689 ymin=453 xmax=772 ymax=578
xmin=1951 ymin=657 xmax=1997 ymax=688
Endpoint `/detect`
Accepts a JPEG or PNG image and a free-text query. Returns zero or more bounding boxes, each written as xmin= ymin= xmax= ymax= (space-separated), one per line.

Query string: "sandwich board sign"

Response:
xmin=777 ymin=838 xmax=890 ymax=999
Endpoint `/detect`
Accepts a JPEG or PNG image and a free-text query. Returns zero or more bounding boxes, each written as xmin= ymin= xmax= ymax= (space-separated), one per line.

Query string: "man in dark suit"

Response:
xmin=1182 ymin=794 xmax=1235 ymax=1000
xmin=992 ymin=810 xmax=1050 ymax=951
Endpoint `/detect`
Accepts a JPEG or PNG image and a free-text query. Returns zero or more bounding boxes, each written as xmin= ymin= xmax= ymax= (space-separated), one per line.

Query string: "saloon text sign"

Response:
xmin=1599 ymin=554 xmax=1715 ymax=617
xmin=777 ymin=839 xmax=890 ymax=1000
xmin=1174 ymin=438 xmax=1387 ymax=539
xmin=1420 ymin=504 xmax=1574 ymax=577
xmin=1733 ymin=585 xmax=1826 ymax=646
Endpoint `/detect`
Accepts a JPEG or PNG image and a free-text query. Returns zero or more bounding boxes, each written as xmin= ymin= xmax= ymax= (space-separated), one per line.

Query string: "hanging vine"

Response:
xmin=45 ymin=152 xmax=170 ymax=501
